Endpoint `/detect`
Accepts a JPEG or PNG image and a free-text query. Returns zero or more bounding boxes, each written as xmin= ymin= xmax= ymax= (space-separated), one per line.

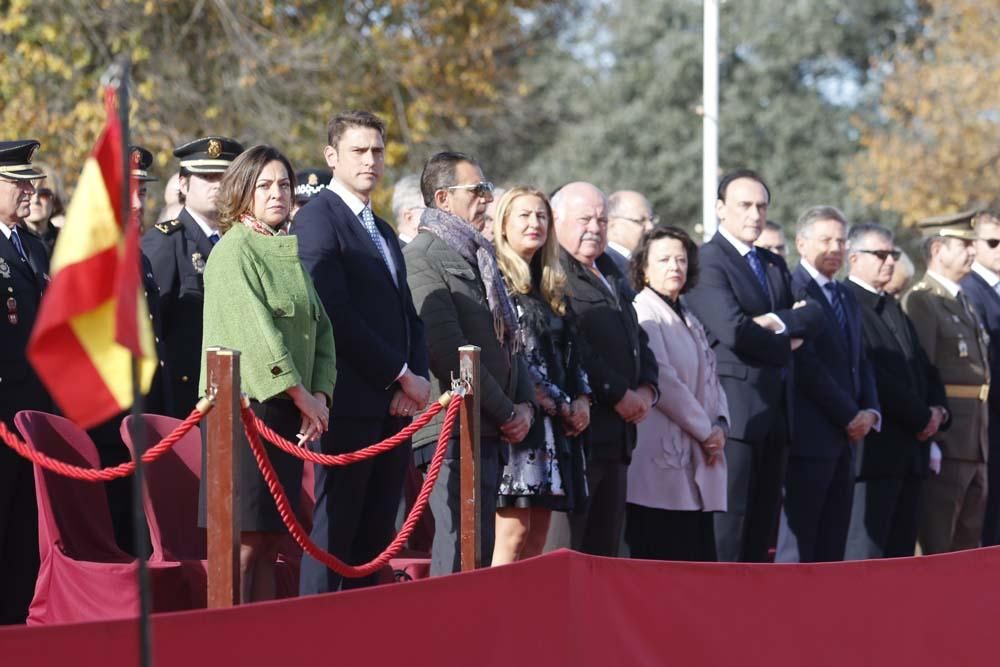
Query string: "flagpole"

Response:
xmin=106 ymin=55 xmax=154 ymax=667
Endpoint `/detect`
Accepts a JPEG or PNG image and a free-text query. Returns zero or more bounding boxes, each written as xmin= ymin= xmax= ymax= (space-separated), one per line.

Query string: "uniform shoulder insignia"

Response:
xmin=912 ymin=282 xmax=928 ymax=291
xmin=154 ymin=219 xmax=183 ymax=235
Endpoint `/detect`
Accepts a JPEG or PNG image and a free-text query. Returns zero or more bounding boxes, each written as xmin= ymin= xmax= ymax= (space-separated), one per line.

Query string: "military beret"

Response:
xmin=174 ymin=136 xmax=244 ymax=174
xmin=0 ymin=140 xmax=45 ymax=180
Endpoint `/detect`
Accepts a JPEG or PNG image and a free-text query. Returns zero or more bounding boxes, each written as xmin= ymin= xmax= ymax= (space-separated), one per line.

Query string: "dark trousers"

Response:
xmin=569 ymin=459 xmax=627 ymax=557
xmin=715 ymin=411 xmax=788 ymax=563
xmin=845 ymin=476 xmax=922 ymax=559
xmin=625 ymin=503 xmax=717 ymax=562
xmin=919 ymin=458 xmax=987 ymax=554
xmin=781 ymin=447 xmax=854 ymax=562
xmin=299 ymin=416 xmax=410 ymax=594
xmin=982 ymin=416 xmax=1000 ymax=546
xmin=0 ymin=446 xmax=38 ymax=624
xmin=428 ymin=436 xmax=499 ymax=576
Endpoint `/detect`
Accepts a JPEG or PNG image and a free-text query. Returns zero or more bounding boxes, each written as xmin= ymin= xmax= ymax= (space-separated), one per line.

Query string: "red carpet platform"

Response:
xmin=2 ymin=547 xmax=999 ymax=666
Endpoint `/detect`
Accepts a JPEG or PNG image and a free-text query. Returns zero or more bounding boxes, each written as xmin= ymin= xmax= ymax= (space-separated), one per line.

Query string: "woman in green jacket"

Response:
xmin=199 ymin=145 xmax=336 ymax=602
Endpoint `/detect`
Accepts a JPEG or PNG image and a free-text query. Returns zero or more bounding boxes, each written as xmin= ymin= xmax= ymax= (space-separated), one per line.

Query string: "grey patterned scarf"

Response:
xmin=419 ymin=207 xmax=519 ymax=349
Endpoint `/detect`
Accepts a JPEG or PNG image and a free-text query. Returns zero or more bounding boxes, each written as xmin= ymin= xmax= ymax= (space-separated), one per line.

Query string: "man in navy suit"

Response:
xmin=294 ymin=111 xmax=430 ymax=593
xmin=685 ymin=169 xmax=824 ymax=562
xmin=777 ymin=207 xmax=880 ymax=562
xmin=961 ymin=211 xmax=1000 ymax=545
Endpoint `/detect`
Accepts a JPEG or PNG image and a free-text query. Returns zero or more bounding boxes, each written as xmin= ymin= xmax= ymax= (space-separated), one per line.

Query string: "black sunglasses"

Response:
xmin=857 ymin=249 xmax=902 ymax=261
xmin=979 ymin=238 xmax=1000 ymax=249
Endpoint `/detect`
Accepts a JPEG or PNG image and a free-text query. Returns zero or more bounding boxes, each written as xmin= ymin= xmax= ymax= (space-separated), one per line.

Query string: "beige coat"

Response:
xmin=627 ymin=287 xmax=729 ymax=511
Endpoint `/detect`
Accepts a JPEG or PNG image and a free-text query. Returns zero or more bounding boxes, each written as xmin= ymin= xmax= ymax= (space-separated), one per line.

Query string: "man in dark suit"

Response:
xmin=552 ymin=181 xmax=658 ymax=557
xmin=605 ymin=190 xmax=656 ymax=276
xmin=294 ymin=111 xmax=430 ymax=593
xmin=0 ymin=140 xmax=51 ymax=624
xmin=141 ymin=136 xmax=243 ymax=417
xmin=404 ymin=151 xmax=534 ymax=574
xmin=777 ymin=207 xmax=879 ymax=562
xmin=843 ymin=223 xmax=948 ymax=559
xmin=685 ymin=169 xmax=824 ymax=562
xmin=961 ymin=211 xmax=1000 ymax=545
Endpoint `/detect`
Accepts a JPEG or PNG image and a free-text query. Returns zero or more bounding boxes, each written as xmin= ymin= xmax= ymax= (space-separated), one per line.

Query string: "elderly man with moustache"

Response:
xmin=959 ymin=211 xmax=1000 ymax=545
xmin=404 ymin=151 xmax=534 ymax=574
xmin=843 ymin=223 xmax=948 ymax=559
xmin=904 ymin=212 xmax=990 ymax=553
xmin=553 ymin=181 xmax=658 ymax=557
xmin=685 ymin=169 xmax=824 ymax=562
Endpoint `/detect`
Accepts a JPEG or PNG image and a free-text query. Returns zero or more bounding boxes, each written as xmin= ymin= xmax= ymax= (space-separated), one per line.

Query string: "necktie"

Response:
xmin=9 ymin=227 xmax=28 ymax=263
xmin=360 ymin=206 xmax=391 ymax=269
xmin=746 ymin=248 xmax=769 ymax=294
xmin=958 ymin=290 xmax=975 ymax=320
xmin=824 ymin=282 xmax=849 ymax=338
xmin=209 ymin=232 xmax=220 ymax=245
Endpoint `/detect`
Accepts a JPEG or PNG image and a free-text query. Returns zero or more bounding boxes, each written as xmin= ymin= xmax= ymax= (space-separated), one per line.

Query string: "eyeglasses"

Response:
xmin=857 ymin=249 xmax=901 ymax=261
xmin=614 ymin=214 xmax=660 ymax=227
xmin=444 ymin=181 xmax=495 ymax=198
xmin=978 ymin=238 xmax=1000 ymax=249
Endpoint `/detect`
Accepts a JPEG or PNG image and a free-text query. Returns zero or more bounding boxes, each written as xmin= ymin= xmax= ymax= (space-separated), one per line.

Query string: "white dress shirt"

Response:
xmin=926 ymin=270 xmax=961 ymax=298
xmin=972 ymin=262 xmax=1000 ymax=296
xmin=717 ymin=225 xmax=786 ymax=333
xmin=185 ymin=207 xmax=218 ymax=241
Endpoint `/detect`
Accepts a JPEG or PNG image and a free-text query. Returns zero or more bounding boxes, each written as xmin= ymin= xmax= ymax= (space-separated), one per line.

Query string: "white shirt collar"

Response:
xmin=972 ymin=262 xmax=1000 ymax=288
xmin=0 ymin=223 xmax=12 ymax=240
xmin=800 ymin=259 xmax=834 ymax=289
xmin=328 ymin=177 xmax=368 ymax=217
xmin=398 ymin=232 xmax=414 ymax=244
xmin=848 ymin=275 xmax=881 ymax=295
xmin=607 ymin=240 xmax=632 ymax=260
xmin=185 ymin=208 xmax=217 ymax=239
xmin=926 ymin=270 xmax=962 ymax=298
xmin=717 ymin=224 xmax=753 ymax=256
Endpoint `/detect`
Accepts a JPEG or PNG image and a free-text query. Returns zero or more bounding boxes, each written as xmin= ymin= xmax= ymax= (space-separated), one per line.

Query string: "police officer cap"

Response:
xmin=918 ymin=209 xmax=979 ymax=240
xmin=174 ymin=136 xmax=244 ymax=174
xmin=129 ymin=145 xmax=158 ymax=182
xmin=0 ymin=140 xmax=45 ymax=181
xmin=295 ymin=168 xmax=331 ymax=203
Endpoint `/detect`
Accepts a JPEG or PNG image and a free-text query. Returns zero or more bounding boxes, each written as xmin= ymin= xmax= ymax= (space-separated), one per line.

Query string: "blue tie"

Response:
xmin=9 ymin=227 xmax=28 ymax=263
xmin=824 ymin=282 xmax=849 ymax=338
xmin=209 ymin=232 xmax=220 ymax=245
xmin=360 ymin=206 xmax=390 ymax=269
xmin=746 ymin=248 xmax=769 ymax=295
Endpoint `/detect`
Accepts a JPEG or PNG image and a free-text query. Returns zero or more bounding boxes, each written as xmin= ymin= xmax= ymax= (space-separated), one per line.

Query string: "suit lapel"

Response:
xmin=180 ymin=209 xmax=214 ymax=260
xmin=327 ymin=190 xmax=400 ymax=291
xmin=1 ymin=231 xmax=36 ymax=282
xmin=711 ymin=233 xmax=770 ymax=312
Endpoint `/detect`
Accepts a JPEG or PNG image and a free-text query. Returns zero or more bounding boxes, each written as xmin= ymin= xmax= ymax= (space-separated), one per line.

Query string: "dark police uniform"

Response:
xmin=140 ymin=137 xmax=242 ymax=417
xmin=903 ymin=212 xmax=991 ymax=554
xmin=0 ymin=140 xmax=50 ymax=624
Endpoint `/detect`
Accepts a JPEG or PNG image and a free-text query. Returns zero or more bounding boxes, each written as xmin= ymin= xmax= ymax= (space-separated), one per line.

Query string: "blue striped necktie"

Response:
xmin=824 ymin=282 xmax=848 ymax=337
xmin=9 ymin=227 xmax=28 ymax=263
xmin=360 ymin=205 xmax=390 ymax=268
xmin=746 ymin=248 xmax=769 ymax=294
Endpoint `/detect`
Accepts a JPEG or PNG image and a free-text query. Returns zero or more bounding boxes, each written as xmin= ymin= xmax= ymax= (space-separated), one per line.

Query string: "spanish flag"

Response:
xmin=27 ymin=87 xmax=157 ymax=429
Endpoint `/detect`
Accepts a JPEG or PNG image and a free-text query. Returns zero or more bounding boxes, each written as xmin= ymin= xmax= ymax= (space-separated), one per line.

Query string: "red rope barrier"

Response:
xmin=246 ymin=396 xmax=446 ymax=466
xmin=0 ymin=407 xmax=206 ymax=482
xmin=241 ymin=392 xmax=463 ymax=578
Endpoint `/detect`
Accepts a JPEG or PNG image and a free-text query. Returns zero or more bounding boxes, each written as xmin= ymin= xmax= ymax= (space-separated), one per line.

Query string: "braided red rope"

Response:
xmin=0 ymin=408 xmax=205 ymax=482
xmin=241 ymin=392 xmax=462 ymax=578
xmin=247 ymin=395 xmax=446 ymax=466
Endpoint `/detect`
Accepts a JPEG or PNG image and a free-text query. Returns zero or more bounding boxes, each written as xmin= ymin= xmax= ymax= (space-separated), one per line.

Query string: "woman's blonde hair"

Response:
xmin=216 ymin=145 xmax=296 ymax=234
xmin=492 ymin=186 xmax=567 ymax=315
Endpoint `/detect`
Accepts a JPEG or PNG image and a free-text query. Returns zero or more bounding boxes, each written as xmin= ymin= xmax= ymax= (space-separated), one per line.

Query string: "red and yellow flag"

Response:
xmin=27 ymin=87 xmax=157 ymax=429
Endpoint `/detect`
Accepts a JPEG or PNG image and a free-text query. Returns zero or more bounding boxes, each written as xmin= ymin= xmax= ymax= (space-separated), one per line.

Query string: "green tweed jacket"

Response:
xmin=199 ymin=223 xmax=336 ymax=402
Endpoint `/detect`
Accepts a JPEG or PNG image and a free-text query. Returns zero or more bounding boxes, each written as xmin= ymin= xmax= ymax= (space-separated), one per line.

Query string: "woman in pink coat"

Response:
xmin=626 ymin=225 xmax=729 ymax=561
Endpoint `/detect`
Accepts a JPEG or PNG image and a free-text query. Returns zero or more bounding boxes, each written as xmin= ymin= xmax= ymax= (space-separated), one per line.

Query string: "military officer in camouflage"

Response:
xmin=141 ymin=136 xmax=243 ymax=417
xmin=903 ymin=211 xmax=990 ymax=553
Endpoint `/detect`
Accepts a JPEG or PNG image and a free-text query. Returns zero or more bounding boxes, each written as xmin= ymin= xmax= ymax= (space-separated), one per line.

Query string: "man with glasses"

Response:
xmin=404 ymin=151 xmax=534 ymax=574
xmin=960 ymin=211 xmax=1000 ymax=545
xmin=605 ymin=190 xmax=657 ymax=275
xmin=903 ymin=212 xmax=989 ymax=553
xmin=844 ymin=223 xmax=948 ymax=559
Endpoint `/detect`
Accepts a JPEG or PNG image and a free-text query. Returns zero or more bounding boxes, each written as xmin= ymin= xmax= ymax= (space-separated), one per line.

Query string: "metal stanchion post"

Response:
xmin=459 ymin=345 xmax=481 ymax=571
xmin=205 ymin=347 xmax=241 ymax=607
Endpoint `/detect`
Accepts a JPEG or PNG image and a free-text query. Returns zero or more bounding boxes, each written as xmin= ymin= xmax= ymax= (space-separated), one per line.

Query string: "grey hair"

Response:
xmin=765 ymin=220 xmax=783 ymax=232
xmin=895 ymin=248 xmax=915 ymax=279
xmin=796 ymin=205 xmax=849 ymax=239
xmin=391 ymin=174 xmax=423 ymax=220
xmin=847 ymin=223 xmax=894 ymax=255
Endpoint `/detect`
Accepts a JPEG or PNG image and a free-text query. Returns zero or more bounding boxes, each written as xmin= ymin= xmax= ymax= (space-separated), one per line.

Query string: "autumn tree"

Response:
xmin=849 ymin=0 xmax=1000 ymax=225
xmin=0 ymin=0 xmax=570 ymax=212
